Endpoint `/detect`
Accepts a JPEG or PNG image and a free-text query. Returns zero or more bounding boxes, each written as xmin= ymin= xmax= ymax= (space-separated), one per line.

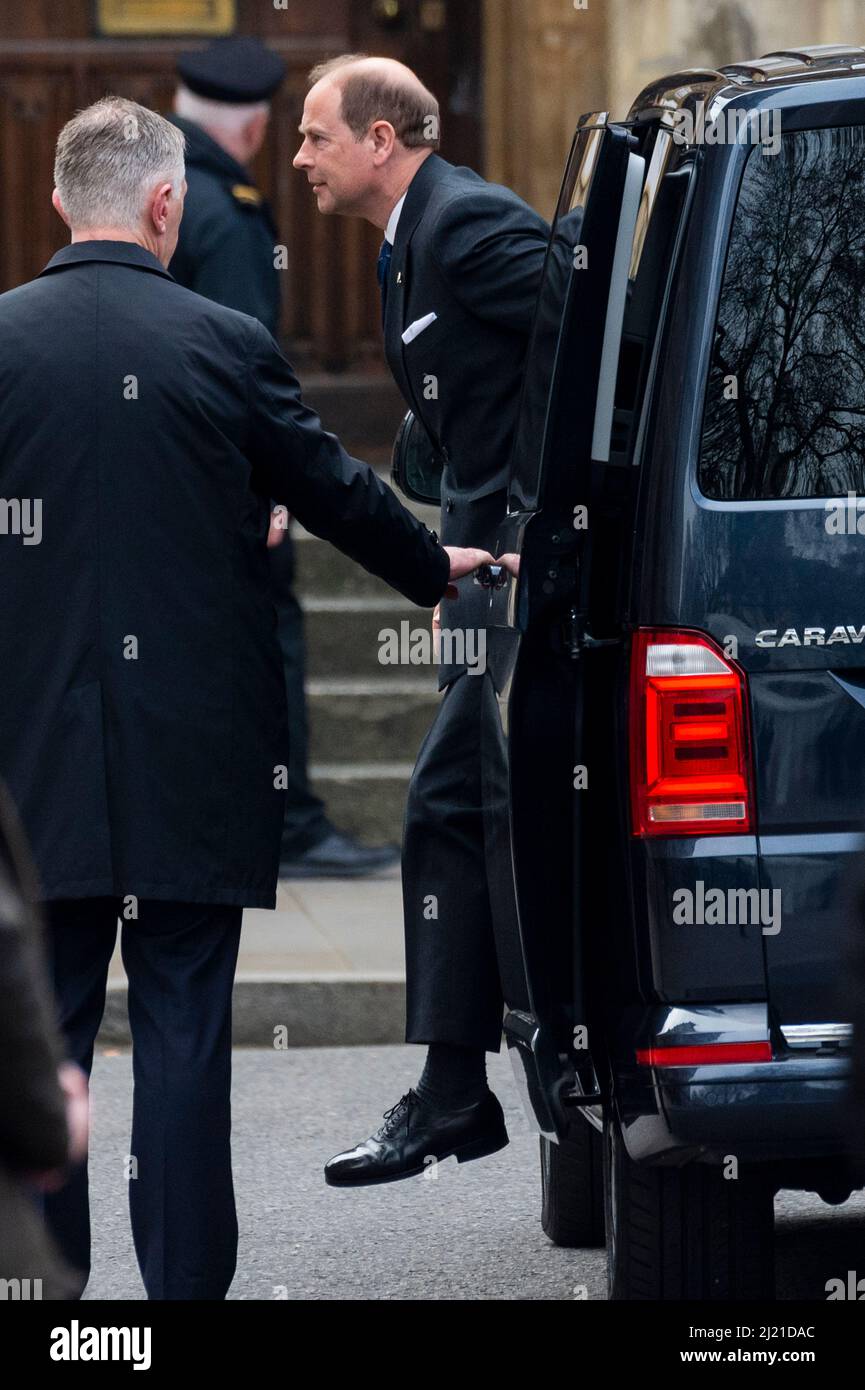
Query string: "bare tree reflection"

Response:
xmin=702 ymin=127 xmax=865 ymax=500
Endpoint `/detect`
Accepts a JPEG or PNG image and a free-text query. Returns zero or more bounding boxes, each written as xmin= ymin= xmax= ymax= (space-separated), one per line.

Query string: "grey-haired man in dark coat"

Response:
xmin=0 ymin=95 xmax=490 ymax=1297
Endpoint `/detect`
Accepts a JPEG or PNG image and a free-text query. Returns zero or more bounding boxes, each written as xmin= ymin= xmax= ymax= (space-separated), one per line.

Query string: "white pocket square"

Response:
xmin=401 ymin=312 xmax=438 ymax=345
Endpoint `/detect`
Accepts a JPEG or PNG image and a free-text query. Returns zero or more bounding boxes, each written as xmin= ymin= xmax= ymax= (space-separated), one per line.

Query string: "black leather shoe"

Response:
xmin=324 ymin=1088 xmax=508 ymax=1186
xmin=279 ymin=830 xmax=399 ymax=879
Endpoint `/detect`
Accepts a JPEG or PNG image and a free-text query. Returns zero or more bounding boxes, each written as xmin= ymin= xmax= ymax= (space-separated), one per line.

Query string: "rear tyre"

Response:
xmin=540 ymin=1123 xmax=605 ymax=1247
xmin=603 ymin=1113 xmax=775 ymax=1300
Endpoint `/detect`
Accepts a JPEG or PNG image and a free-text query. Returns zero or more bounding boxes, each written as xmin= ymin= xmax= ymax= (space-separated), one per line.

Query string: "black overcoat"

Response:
xmin=0 ymin=242 xmax=448 ymax=907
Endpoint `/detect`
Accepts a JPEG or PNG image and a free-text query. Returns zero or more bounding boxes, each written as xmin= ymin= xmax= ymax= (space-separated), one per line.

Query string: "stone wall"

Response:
xmin=484 ymin=0 xmax=865 ymax=218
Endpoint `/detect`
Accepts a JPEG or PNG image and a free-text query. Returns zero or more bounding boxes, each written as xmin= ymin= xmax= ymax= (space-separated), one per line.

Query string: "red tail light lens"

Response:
xmin=630 ymin=629 xmax=754 ymax=837
xmin=636 ymin=1042 xmax=772 ymax=1067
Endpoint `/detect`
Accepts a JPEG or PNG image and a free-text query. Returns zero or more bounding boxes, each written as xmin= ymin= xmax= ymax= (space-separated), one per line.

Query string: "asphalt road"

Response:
xmin=77 ymin=1044 xmax=865 ymax=1301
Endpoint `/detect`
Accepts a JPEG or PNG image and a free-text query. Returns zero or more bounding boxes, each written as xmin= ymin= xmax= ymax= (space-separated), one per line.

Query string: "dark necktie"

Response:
xmin=377 ymin=238 xmax=393 ymax=326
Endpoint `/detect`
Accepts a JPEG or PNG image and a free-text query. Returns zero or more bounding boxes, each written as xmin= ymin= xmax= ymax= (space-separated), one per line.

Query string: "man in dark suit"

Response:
xmin=168 ymin=37 xmax=398 ymax=878
xmin=0 ymin=96 xmax=490 ymax=1297
xmin=294 ymin=56 xmax=549 ymax=1185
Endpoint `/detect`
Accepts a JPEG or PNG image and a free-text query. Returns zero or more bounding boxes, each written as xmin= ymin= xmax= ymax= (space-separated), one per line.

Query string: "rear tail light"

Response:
xmin=636 ymin=1041 xmax=772 ymax=1067
xmin=629 ymin=629 xmax=754 ymax=837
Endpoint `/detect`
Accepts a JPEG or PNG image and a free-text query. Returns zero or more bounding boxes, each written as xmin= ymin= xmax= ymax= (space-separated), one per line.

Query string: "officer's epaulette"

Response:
xmin=231 ymin=183 xmax=263 ymax=207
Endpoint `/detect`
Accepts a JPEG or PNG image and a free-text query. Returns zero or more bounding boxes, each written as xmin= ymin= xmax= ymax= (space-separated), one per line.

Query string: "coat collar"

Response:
xmin=168 ymin=114 xmax=253 ymax=186
xmin=391 ymin=153 xmax=452 ymax=261
xmin=39 ymin=241 xmax=175 ymax=280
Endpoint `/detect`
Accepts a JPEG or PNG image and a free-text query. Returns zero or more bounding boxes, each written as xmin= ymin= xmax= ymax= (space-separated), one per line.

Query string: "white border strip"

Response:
xmin=591 ymin=151 xmax=646 ymax=462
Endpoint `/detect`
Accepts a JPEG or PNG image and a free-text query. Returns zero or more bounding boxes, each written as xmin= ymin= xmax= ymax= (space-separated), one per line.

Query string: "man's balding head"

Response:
xmin=307 ymin=54 xmax=440 ymax=150
xmin=294 ymin=52 xmax=440 ymax=228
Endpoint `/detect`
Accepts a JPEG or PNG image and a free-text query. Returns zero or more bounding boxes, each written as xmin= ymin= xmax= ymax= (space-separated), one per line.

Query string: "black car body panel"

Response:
xmin=483 ymin=55 xmax=865 ymax=1174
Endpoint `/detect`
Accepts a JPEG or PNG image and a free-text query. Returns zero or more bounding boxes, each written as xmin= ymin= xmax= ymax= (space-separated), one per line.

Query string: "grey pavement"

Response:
xmin=80 ymin=1044 xmax=865 ymax=1301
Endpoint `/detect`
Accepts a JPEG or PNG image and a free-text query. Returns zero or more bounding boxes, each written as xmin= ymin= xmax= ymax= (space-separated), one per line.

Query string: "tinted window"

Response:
xmin=699 ymin=126 xmax=865 ymax=500
xmin=509 ymin=121 xmax=637 ymax=511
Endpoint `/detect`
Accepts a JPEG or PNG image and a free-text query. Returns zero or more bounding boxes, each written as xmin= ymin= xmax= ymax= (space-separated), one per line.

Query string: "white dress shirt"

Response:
xmin=385 ymin=192 xmax=407 ymax=245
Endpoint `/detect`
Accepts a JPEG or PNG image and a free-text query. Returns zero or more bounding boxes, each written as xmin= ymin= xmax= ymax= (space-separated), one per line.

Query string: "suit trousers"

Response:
xmin=41 ymin=897 xmax=242 ymax=1300
xmin=402 ymin=672 xmax=504 ymax=1052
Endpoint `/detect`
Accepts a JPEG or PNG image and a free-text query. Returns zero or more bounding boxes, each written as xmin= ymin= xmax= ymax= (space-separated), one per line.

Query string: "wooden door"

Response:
xmin=0 ymin=0 xmax=482 ymax=368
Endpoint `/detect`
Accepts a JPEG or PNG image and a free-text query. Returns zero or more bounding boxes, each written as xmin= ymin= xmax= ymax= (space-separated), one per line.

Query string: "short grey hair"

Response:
xmin=174 ymin=84 xmax=268 ymax=137
xmin=54 ymin=97 xmax=186 ymax=230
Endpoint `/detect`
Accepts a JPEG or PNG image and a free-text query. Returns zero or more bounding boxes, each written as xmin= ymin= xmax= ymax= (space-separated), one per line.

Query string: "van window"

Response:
xmin=699 ymin=125 xmax=865 ymax=500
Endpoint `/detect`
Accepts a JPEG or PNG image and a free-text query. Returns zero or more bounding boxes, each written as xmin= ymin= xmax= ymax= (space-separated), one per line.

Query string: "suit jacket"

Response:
xmin=0 ymin=242 xmax=448 ymax=908
xmin=167 ymin=115 xmax=281 ymax=336
xmin=383 ymin=154 xmax=549 ymax=684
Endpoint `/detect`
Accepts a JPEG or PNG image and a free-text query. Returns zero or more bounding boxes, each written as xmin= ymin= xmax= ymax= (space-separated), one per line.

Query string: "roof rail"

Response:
xmin=627 ymin=44 xmax=865 ymax=121
xmin=720 ymin=44 xmax=865 ymax=82
xmin=627 ymin=69 xmax=727 ymax=121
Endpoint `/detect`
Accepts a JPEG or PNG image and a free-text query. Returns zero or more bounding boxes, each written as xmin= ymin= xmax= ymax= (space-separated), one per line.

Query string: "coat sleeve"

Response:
xmin=429 ymin=188 xmax=549 ymax=334
xmin=245 ymin=321 xmax=450 ymax=609
xmin=0 ymin=790 xmax=68 ymax=1174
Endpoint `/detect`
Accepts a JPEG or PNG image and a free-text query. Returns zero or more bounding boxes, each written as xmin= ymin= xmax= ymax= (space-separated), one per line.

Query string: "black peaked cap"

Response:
xmin=177 ymin=37 xmax=287 ymax=104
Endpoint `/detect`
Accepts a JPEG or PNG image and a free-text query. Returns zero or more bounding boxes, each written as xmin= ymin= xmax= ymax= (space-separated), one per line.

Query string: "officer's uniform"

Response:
xmin=168 ymin=114 xmax=282 ymax=335
xmin=168 ymin=39 xmax=332 ymax=859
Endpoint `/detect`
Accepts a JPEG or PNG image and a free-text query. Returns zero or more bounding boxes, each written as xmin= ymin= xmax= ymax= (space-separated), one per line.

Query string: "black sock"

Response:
xmin=415 ymin=1042 xmax=489 ymax=1109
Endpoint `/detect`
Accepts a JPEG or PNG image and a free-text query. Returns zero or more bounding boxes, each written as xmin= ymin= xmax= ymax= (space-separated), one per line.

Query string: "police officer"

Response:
xmin=169 ymin=38 xmax=398 ymax=877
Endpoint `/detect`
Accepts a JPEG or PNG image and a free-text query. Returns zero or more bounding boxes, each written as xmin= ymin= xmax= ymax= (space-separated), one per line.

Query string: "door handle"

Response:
xmin=474 ymin=563 xmax=510 ymax=590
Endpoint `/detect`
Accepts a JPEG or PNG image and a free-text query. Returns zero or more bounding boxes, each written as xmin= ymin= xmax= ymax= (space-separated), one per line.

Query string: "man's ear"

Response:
xmin=244 ymin=109 xmax=270 ymax=159
xmin=369 ymin=120 xmax=397 ymax=165
xmin=51 ymin=188 xmax=70 ymax=228
xmin=149 ymin=181 xmax=174 ymax=235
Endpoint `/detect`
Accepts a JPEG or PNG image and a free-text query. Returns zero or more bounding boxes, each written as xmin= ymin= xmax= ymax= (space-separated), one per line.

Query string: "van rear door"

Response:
xmin=643 ymin=109 xmax=865 ymax=1049
xmin=481 ymin=116 xmax=644 ymax=1136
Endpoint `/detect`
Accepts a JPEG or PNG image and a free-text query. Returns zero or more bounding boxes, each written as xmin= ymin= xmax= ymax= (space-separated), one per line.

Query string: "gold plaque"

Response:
xmin=97 ymin=1 xmax=236 ymax=36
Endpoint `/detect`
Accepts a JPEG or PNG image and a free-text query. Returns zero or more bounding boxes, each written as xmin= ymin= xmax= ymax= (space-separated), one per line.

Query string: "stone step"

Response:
xmin=301 ymin=372 xmax=406 ymax=453
xmin=303 ymin=597 xmax=439 ymax=679
xmin=306 ymin=678 xmax=437 ymax=764
xmin=309 ymin=763 xmax=413 ymax=843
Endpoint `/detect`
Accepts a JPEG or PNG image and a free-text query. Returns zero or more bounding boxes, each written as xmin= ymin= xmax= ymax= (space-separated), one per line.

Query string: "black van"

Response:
xmin=395 ymin=45 xmax=865 ymax=1300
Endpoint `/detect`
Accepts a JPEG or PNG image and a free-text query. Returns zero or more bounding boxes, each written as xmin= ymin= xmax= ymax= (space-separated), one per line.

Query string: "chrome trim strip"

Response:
xmin=569 ymin=113 xmax=607 ymax=215
xmin=629 ymin=125 xmax=673 ymax=282
xmin=590 ymin=151 xmax=645 ymax=462
xmin=781 ymin=1023 xmax=852 ymax=1050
